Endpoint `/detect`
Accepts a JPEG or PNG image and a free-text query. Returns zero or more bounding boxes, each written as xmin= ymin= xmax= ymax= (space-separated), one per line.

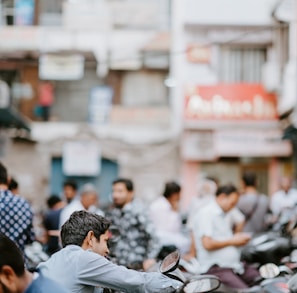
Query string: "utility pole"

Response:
xmin=285 ymin=0 xmax=297 ymax=185
xmin=293 ymin=0 xmax=297 ymax=184
xmin=34 ymin=0 xmax=40 ymax=25
xmin=169 ymin=0 xmax=184 ymax=136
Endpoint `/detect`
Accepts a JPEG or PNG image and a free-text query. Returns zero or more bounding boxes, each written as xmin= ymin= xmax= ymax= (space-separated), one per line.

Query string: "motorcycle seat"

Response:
xmin=237 ymin=286 xmax=262 ymax=293
xmin=217 ymin=284 xmax=261 ymax=293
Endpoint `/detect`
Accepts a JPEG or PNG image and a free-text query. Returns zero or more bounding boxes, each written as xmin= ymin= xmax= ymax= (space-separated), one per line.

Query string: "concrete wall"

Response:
xmin=185 ymin=0 xmax=278 ymax=25
xmin=0 ymin=138 xmax=50 ymax=209
xmin=1 ymin=124 xmax=180 ymax=211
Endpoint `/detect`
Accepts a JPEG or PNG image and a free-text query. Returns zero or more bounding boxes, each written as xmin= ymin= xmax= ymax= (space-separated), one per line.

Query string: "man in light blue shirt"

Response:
xmin=38 ymin=210 xmax=182 ymax=293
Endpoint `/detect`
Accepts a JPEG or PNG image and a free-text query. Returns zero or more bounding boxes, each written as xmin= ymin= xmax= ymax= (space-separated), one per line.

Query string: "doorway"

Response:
xmin=50 ymin=157 xmax=119 ymax=206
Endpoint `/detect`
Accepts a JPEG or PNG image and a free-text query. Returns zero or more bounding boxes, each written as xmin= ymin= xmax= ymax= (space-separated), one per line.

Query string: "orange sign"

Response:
xmin=185 ymin=83 xmax=278 ymax=120
xmin=187 ymin=45 xmax=211 ymax=63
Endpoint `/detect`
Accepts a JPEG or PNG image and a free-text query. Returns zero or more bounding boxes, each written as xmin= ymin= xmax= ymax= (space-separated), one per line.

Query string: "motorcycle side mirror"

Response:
xmin=259 ymin=263 xmax=280 ymax=279
xmin=183 ymin=275 xmax=221 ymax=293
xmin=159 ymin=250 xmax=180 ymax=274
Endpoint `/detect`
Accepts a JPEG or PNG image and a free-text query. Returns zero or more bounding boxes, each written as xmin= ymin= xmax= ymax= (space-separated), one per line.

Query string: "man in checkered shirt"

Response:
xmin=105 ymin=178 xmax=161 ymax=271
xmin=0 ymin=161 xmax=35 ymax=254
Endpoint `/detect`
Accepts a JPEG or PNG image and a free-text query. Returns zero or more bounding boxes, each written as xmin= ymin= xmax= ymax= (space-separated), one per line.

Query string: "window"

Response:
xmin=1 ymin=0 xmax=16 ymax=25
xmin=40 ymin=0 xmax=62 ymax=13
xmin=219 ymin=47 xmax=267 ymax=83
xmin=121 ymin=71 xmax=168 ymax=106
xmin=1 ymin=0 xmax=36 ymax=25
xmin=39 ymin=0 xmax=62 ymax=26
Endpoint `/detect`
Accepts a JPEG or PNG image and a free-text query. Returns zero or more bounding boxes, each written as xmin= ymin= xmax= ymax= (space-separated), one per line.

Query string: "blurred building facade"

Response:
xmin=0 ymin=0 xmax=179 ymax=209
xmin=170 ymin=0 xmax=294 ymax=209
xmin=0 ymin=0 xmax=295 ymax=212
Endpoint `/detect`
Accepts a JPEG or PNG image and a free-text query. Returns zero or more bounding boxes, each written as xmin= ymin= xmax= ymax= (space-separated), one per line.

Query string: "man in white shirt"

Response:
xmin=270 ymin=176 xmax=297 ymax=216
xmin=192 ymin=183 xmax=260 ymax=289
xmin=149 ymin=181 xmax=190 ymax=254
xmin=60 ymin=183 xmax=104 ymax=227
xmin=187 ymin=177 xmax=245 ymax=233
xmin=237 ymin=171 xmax=269 ymax=234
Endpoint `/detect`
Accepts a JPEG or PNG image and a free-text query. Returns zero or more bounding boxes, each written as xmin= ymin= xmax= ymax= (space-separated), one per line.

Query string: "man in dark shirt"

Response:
xmin=105 ymin=178 xmax=160 ymax=271
xmin=43 ymin=195 xmax=65 ymax=255
xmin=237 ymin=171 xmax=269 ymax=233
xmin=0 ymin=161 xmax=35 ymax=254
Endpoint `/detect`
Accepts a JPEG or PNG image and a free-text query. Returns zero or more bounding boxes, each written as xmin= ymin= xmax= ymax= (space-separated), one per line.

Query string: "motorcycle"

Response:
xmin=159 ymin=250 xmax=221 ymax=293
xmin=166 ymin=249 xmax=296 ymax=293
xmin=241 ymin=208 xmax=297 ymax=267
xmin=103 ymin=249 xmax=221 ymax=293
xmin=205 ymin=262 xmax=293 ymax=293
xmin=169 ymin=254 xmax=297 ymax=293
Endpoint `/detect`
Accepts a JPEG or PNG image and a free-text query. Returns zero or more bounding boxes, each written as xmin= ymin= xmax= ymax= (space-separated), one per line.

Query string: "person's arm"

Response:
xmin=77 ymin=251 xmax=182 ymax=293
xmin=59 ymin=207 xmax=70 ymax=229
xmin=233 ymin=221 xmax=245 ymax=233
xmin=202 ymin=233 xmax=251 ymax=251
xmin=270 ymin=193 xmax=280 ymax=216
xmin=230 ymin=208 xmax=245 ymax=233
xmin=23 ymin=201 xmax=35 ymax=244
xmin=139 ymin=212 xmax=162 ymax=271
xmin=182 ymin=232 xmax=196 ymax=260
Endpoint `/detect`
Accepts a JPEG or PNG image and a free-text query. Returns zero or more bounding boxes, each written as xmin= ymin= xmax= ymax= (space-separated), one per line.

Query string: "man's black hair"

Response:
xmin=63 ymin=180 xmax=78 ymax=190
xmin=242 ymin=171 xmax=257 ymax=187
xmin=47 ymin=195 xmax=62 ymax=209
xmin=8 ymin=177 xmax=18 ymax=191
xmin=61 ymin=210 xmax=110 ymax=248
xmin=0 ymin=233 xmax=25 ymax=277
xmin=112 ymin=178 xmax=133 ymax=192
xmin=163 ymin=181 xmax=181 ymax=198
xmin=216 ymin=183 xmax=238 ymax=197
xmin=0 ymin=162 xmax=8 ymax=185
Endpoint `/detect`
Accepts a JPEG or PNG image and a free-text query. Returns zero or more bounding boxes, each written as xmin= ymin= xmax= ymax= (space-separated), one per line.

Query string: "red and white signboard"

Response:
xmin=184 ymin=84 xmax=278 ymax=121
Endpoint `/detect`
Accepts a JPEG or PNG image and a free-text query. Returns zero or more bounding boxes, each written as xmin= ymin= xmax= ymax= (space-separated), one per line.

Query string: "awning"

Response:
xmin=0 ymin=107 xmax=31 ymax=132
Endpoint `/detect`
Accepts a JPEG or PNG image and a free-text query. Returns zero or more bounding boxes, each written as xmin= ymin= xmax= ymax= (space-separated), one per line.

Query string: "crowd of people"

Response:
xmin=1 ymin=158 xmax=297 ymax=292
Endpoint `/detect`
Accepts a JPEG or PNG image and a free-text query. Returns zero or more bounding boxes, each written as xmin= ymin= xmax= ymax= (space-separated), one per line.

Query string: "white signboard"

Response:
xmin=39 ymin=54 xmax=84 ymax=80
xmin=89 ymin=86 xmax=113 ymax=124
xmin=63 ymin=141 xmax=100 ymax=176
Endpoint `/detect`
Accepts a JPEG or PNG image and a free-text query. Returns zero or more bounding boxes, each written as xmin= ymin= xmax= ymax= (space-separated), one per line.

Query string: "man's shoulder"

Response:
xmin=149 ymin=197 xmax=169 ymax=210
xmin=26 ymin=273 xmax=71 ymax=293
xmin=198 ymin=201 xmax=217 ymax=216
xmin=272 ymin=190 xmax=286 ymax=199
xmin=44 ymin=208 xmax=62 ymax=221
xmin=15 ymin=195 xmax=33 ymax=208
xmin=258 ymin=193 xmax=269 ymax=204
xmin=61 ymin=200 xmax=83 ymax=214
xmin=290 ymin=188 xmax=297 ymax=196
xmin=202 ymin=199 xmax=216 ymax=209
xmin=40 ymin=246 xmax=105 ymax=269
xmin=239 ymin=192 xmax=267 ymax=202
xmin=127 ymin=199 xmax=146 ymax=214
xmin=192 ymin=202 xmax=216 ymax=226
xmin=0 ymin=190 xmax=32 ymax=209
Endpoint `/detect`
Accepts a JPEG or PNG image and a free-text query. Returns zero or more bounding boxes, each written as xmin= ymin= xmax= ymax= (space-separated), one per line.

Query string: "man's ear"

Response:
xmin=0 ymin=265 xmax=18 ymax=291
xmin=85 ymin=231 xmax=95 ymax=247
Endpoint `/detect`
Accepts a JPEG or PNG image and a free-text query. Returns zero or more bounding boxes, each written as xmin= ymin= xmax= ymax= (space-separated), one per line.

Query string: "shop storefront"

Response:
xmin=180 ymin=83 xmax=292 ymax=210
